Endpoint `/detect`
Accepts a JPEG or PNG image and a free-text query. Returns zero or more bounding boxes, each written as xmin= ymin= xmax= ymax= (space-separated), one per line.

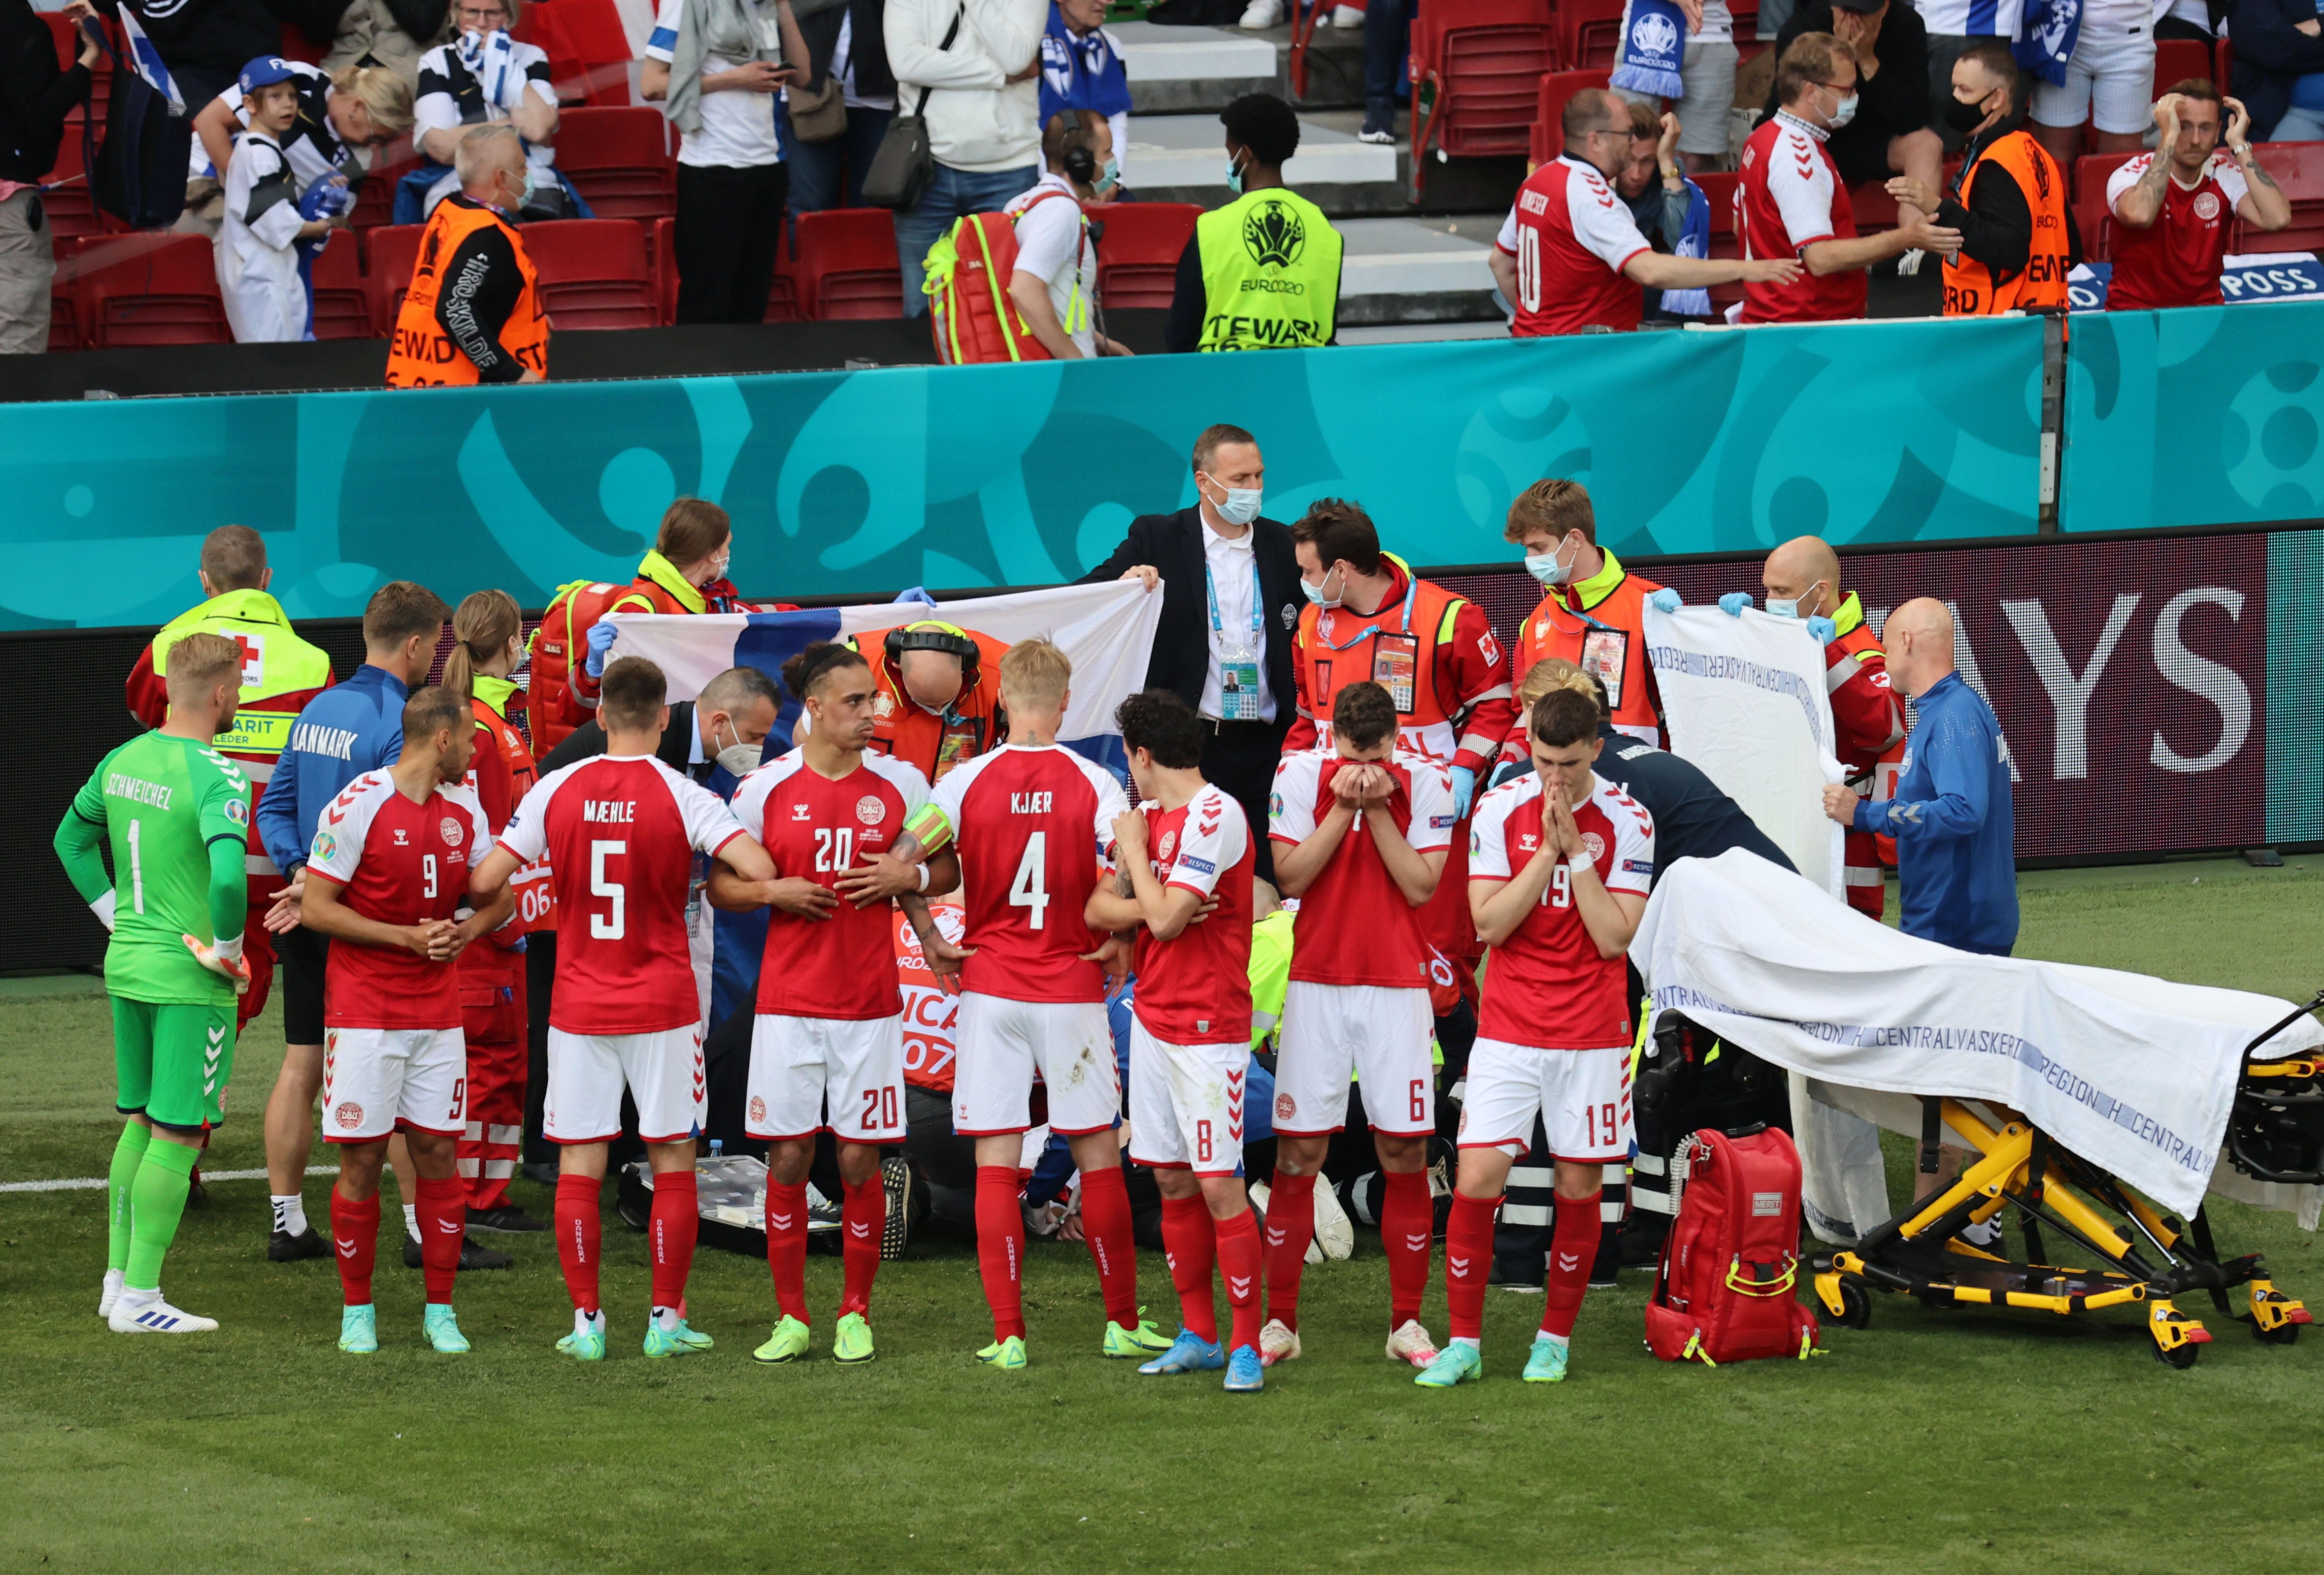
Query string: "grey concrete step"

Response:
xmin=1336 ymin=216 xmax=1501 ymax=326
xmin=1124 ymin=110 xmax=1523 ymax=217
xmin=1111 ymin=17 xmax=1371 ymax=114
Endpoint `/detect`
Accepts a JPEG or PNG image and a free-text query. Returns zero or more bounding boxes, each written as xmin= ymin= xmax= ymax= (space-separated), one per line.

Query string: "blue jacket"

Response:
xmin=256 ymin=664 xmax=410 ymax=876
xmin=1853 ymin=671 xmax=2018 ymax=955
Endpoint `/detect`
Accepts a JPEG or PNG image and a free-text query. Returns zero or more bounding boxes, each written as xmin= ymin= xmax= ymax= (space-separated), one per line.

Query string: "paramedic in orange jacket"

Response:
xmin=858 ymin=619 xmax=1011 ymax=783
xmin=1500 ymin=478 xmax=1667 ymax=750
xmin=1283 ymin=498 xmax=1516 ymax=981
xmin=124 ymin=525 xmax=335 ymax=1032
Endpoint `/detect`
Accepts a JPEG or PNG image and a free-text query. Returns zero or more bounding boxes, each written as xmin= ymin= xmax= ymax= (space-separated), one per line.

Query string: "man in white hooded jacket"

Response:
xmin=887 ymin=0 xmax=1048 ymax=317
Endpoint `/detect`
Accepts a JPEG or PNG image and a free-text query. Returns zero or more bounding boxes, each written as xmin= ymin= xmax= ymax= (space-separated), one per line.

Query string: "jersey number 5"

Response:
xmin=589 ymin=839 xmax=626 ymax=940
xmin=1010 ymin=832 xmax=1049 ymax=930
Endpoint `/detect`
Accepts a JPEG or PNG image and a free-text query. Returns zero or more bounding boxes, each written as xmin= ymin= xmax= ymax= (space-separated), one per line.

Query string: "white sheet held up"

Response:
xmin=1643 ymin=605 xmax=1844 ymax=899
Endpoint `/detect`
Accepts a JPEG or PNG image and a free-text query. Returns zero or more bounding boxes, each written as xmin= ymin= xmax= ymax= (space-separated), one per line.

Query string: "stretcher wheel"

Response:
xmin=2254 ymin=1319 xmax=2300 ymax=1346
xmin=2151 ymin=1338 xmax=2201 ymax=1370
xmin=1835 ymin=1280 xmax=1872 ymax=1330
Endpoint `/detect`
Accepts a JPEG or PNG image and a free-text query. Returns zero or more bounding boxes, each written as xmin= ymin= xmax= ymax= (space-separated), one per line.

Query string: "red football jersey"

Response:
xmin=305 ymin=769 xmax=491 ymax=1030
xmin=1268 ymin=748 xmax=1454 ymax=991
xmin=2106 ymin=151 xmax=2249 ymax=310
xmin=897 ymin=901 xmax=965 ymax=1092
xmin=1735 ymin=111 xmax=1865 ymax=324
xmin=1467 ymin=772 xmax=1655 ymax=1050
xmin=922 ymin=742 xmax=1127 ymax=1004
xmin=1494 ymin=154 xmax=1650 ymax=336
xmin=730 ymin=750 xmax=931 ymax=1021
xmin=1131 ymin=783 xmax=1255 ymax=1044
xmin=498 ymin=754 xmax=748 ymax=1035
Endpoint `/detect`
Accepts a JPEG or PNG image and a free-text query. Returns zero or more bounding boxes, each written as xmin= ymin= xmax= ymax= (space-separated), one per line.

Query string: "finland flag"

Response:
xmin=117 ymin=8 xmax=187 ymax=117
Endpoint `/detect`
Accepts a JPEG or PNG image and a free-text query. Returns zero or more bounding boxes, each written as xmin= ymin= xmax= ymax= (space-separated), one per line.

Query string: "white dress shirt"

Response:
xmin=1196 ymin=511 xmax=1275 ymax=723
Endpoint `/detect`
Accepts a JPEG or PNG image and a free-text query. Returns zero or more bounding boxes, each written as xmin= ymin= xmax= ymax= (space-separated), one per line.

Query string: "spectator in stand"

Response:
xmin=216 ymin=57 xmax=346 ymax=343
xmin=382 ymin=124 xmax=549 ymax=385
xmin=1005 ymin=109 xmax=1131 ymax=359
xmin=1490 ymin=89 xmax=1798 ymax=336
xmin=1760 ymin=0 xmax=1946 ymax=253
xmin=1164 ymin=94 xmax=1345 ymax=352
xmin=787 ymin=0 xmax=894 ymax=212
xmin=2025 ymin=0 xmax=2156 ymax=169
xmin=80 ymin=0 xmax=291 ymax=110
xmin=325 ymin=0 xmax=451 ymax=87
xmin=888 ymin=0 xmax=1048 ymax=319
xmin=1735 ymin=33 xmax=1959 ymax=324
xmin=0 ymin=0 xmax=94 ymax=354
xmin=1615 ymin=103 xmax=1713 ymax=324
xmin=403 ymin=0 xmax=579 ymax=222
xmin=1912 ymin=0 xmax=2025 ymax=153
xmin=1889 ymin=41 xmax=2079 ymax=317
xmin=644 ymin=0 xmax=809 ymax=324
xmin=2154 ymin=0 xmax=2216 ymax=44
xmin=1357 ymin=0 xmax=1410 ymax=144
xmin=2108 ymin=86 xmax=2291 ymax=308
xmin=1612 ymin=0 xmax=1739 ymax=176
xmin=193 ymin=59 xmax=413 ymax=194
xmin=1038 ymin=0 xmax=1129 ymax=187
xmin=2230 ymin=0 xmax=2324 ymax=142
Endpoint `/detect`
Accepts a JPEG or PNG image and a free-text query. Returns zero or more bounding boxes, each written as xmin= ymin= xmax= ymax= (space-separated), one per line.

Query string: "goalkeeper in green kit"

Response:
xmin=54 ymin=631 xmax=256 ymax=1334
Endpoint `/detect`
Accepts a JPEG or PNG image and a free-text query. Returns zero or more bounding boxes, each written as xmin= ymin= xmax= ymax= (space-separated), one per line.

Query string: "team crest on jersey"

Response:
xmin=311 ymin=829 xmax=338 ymax=862
xmin=225 ymin=798 xmax=249 ymax=826
xmin=856 ymin=795 xmax=885 ymax=826
xmin=1582 ymin=831 xmax=1605 ymax=862
xmin=1275 ymin=1092 xmax=1295 ymax=1121
xmin=1158 ymin=828 xmax=1178 ymax=863
xmin=333 ymin=1101 xmax=363 ymax=1129
xmin=439 ymin=815 xmax=465 ymax=848
xmin=749 ymin=1095 xmax=766 ymax=1124
xmin=2194 ymin=190 xmax=2222 ymax=221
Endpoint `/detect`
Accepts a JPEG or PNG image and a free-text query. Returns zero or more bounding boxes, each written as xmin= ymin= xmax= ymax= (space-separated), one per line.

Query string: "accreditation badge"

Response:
xmin=1370 ymin=633 xmax=1420 ymax=715
xmin=1220 ymin=656 xmax=1261 ymax=721
xmin=1581 ymin=628 xmax=1628 ymax=711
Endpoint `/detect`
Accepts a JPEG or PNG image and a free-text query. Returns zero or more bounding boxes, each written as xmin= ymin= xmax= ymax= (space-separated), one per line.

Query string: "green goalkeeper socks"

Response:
xmin=106 ymin=1121 xmax=152 ymax=1275
xmin=125 ymin=1137 xmax=199 ymax=1292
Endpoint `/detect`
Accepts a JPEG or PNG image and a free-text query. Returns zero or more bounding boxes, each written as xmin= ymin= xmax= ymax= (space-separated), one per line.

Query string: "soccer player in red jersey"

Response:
xmin=886 ymin=638 xmax=1171 ymax=1371
xmin=298 ymin=686 xmax=512 ymax=1356
xmin=712 ymin=642 xmax=960 ymax=1367
xmin=1082 ymin=689 xmax=1263 ymax=1392
xmin=1417 ymin=678 xmax=1653 ymax=1389
xmin=470 ymin=657 xmax=775 ymax=1362
xmin=1266 ymin=680 xmax=1454 ymax=1371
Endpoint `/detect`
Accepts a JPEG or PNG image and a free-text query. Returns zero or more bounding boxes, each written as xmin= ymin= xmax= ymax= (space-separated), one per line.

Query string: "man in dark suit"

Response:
xmin=1078 ymin=422 xmax=1303 ymax=881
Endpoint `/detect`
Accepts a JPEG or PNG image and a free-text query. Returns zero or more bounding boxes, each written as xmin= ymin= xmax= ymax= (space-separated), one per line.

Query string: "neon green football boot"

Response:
xmin=1102 ymin=1310 xmax=1175 ymax=1358
xmin=753 ymin=1314 xmax=812 ymax=1364
xmin=338 ymin=1304 xmax=378 ymax=1354
xmin=832 ymin=1312 xmax=876 ymax=1364
xmin=976 ymin=1334 xmax=1027 ymax=1371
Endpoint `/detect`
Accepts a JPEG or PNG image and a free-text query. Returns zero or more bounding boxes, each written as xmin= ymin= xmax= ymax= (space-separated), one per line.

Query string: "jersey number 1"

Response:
xmin=1010 ymin=832 xmax=1049 ymax=930
xmin=590 ymin=839 xmax=626 ymax=940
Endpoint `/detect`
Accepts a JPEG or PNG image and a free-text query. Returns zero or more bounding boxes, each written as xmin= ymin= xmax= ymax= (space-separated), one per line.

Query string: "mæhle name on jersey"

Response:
xmin=579 ymin=799 xmax=636 ymax=823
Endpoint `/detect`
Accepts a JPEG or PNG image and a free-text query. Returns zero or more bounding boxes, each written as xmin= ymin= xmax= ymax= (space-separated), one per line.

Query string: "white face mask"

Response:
xmin=1525 ymin=538 xmax=1574 ymax=586
xmin=1301 ymin=564 xmax=1344 ymax=607
xmin=1203 ymin=474 xmax=1262 ymax=527
xmin=1826 ymin=90 xmax=1859 ymax=129
xmin=1767 ymin=580 xmax=1825 ymax=621
xmin=713 ymin=717 xmax=761 ymax=777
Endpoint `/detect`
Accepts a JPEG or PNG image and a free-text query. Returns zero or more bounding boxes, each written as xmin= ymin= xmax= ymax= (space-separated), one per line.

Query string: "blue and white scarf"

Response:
xmin=1662 ymin=176 xmax=1714 ymax=318
xmin=1611 ymin=0 xmax=1688 ymax=101
xmin=2014 ymin=0 xmax=2083 ymax=88
xmin=1039 ymin=4 xmax=1132 ymax=125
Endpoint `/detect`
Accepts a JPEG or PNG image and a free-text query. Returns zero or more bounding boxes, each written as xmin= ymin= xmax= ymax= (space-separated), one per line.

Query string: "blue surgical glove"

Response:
xmin=892 ymin=585 xmax=938 ymax=609
xmin=1646 ymin=588 xmax=1682 ymax=614
xmin=1807 ymin=615 xmax=1837 ymax=647
xmin=584 ymin=619 xmax=618 ymax=678
xmin=1718 ymin=591 xmax=1753 ymax=617
xmin=1449 ymin=764 xmax=1475 ymax=821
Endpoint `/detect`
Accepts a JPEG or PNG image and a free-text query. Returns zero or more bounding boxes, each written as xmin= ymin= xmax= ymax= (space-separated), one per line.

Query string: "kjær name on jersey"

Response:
xmin=1009 ymin=792 xmax=1054 ymax=814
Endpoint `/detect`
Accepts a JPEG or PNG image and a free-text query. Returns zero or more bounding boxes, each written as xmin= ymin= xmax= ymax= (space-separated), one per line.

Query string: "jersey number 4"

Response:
xmin=590 ymin=839 xmax=626 ymax=940
xmin=1010 ymin=831 xmax=1049 ymax=930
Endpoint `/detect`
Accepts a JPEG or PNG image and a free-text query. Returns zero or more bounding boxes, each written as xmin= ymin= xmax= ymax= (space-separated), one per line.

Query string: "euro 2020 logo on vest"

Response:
xmin=1632 ymin=10 xmax=1679 ymax=60
xmin=1242 ymin=199 xmax=1307 ymax=269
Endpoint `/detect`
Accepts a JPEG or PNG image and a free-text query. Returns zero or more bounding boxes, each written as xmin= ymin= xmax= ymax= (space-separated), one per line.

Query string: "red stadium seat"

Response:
xmin=353 ymin=149 xmax=424 ymax=233
xmin=791 ymin=208 xmax=901 ymax=319
xmin=1086 ymin=200 xmax=1200 ymax=311
xmin=2216 ymin=37 xmax=2234 ymax=92
xmin=554 ymin=106 xmax=675 ymax=221
xmin=2153 ymin=38 xmax=2211 ymax=94
xmin=1851 ymin=179 xmax=1899 ymax=233
xmin=1732 ymin=5 xmax=1763 ymax=61
xmin=532 ymin=0 xmax=637 ymax=106
xmin=1411 ymin=0 xmax=1556 ymax=198
xmin=278 ymin=19 xmax=328 ymax=65
xmin=2236 ymin=141 xmax=2324 ymax=256
xmin=365 ymin=223 xmax=426 ymax=332
xmin=308 ymin=229 xmax=374 ymax=339
xmin=1556 ymin=0 xmax=1628 ymax=71
xmin=650 ymin=214 xmax=678 ymax=324
xmin=2072 ymin=150 xmax=2142 ymax=263
xmin=522 ymin=216 xmax=658 ymax=328
xmin=76 ymin=233 xmax=230 ymax=347
xmin=1695 ymin=169 xmax=1746 ymax=311
xmin=1527 ymin=68 xmax=1610 ymax=165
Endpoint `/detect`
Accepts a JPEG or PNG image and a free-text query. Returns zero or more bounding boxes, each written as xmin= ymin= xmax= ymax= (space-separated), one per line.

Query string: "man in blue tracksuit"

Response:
xmin=250 ymin=583 xmax=490 ymax=1269
xmin=1825 ymin=597 xmax=2018 ymax=957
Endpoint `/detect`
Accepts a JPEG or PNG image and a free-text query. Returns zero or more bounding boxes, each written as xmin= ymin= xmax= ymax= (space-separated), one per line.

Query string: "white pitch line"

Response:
xmin=0 ymin=1164 xmax=334 ymax=1195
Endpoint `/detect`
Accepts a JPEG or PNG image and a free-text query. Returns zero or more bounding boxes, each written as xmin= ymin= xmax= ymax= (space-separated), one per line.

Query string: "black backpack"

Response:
xmin=90 ymin=22 xmax=190 ymax=230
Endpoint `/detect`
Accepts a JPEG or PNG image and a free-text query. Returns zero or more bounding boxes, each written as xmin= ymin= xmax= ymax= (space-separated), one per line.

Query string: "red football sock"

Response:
xmin=1444 ymin=1192 xmax=1500 ymax=1342
xmin=1077 ymin=1163 xmax=1138 ymax=1329
xmin=1381 ymin=1167 xmax=1433 ymax=1329
xmin=974 ymin=1165 xmax=1026 ymax=1342
xmin=1214 ymin=1207 xmax=1264 ymax=1354
xmin=414 ymin=1174 xmax=464 ymax=1304
xmin=1261 ymin=1169 xmax=1314 ymax=1332
xmin=1540 ymin=1189 xmax=1602 ymax=1341
xmin=555 ymin=1172 xmax=601 ymax=1317
xmin=765 ymin=1180 xmax=809 ymax=1323
xmin=331 ymin=1186 xmax=379 ymax=1308
xmin=840 ymin=1174 xmax=885 ymax=1316
xmin=1159 ymin=1193 xmax=1219 ymax=1342
xmin=649 ymin=1169 xmax=698 ymax=1315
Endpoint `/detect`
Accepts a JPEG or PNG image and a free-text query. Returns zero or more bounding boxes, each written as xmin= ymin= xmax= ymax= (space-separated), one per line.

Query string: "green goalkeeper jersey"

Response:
xmin=66 ymin=733 xmax=250 ymax=1007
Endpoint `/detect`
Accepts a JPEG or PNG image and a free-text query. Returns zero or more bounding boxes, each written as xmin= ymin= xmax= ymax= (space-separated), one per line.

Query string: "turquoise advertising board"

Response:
xmin=0 ymin=314 xmax=2045 ymax=631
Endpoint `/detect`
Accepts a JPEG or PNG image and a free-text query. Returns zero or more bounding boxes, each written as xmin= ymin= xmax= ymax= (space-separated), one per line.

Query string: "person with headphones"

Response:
xmin=1002 ymin=108 xmax=1132 ymax=360
xmin=858 ymin=619 xmax=1012 ymax=784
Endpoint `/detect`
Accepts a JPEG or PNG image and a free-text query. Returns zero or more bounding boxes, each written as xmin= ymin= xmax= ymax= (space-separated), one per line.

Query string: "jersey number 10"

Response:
xmin=1514 ymin=227 xmax=1544 ymax=314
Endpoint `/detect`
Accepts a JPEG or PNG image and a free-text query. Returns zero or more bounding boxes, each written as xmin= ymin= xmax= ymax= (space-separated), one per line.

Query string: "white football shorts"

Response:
xmin=746 ymin=1013 xmax=906 ymax=1144
xmin=1273 ymin=981 xmax=1434 ymax=1138
xmin=951 ymin=993 xmax=1119 ymax=1137
xmin=1126 ymin=1018 xmax=1249 ymax=1176
xmin=1458 ymin=1038 xmax=1634 ymax=1163
xmin=322 ymin=1025 xmax=467 ymax=1143
xmin=544 ymin=1023 xmax=705 ymax=1145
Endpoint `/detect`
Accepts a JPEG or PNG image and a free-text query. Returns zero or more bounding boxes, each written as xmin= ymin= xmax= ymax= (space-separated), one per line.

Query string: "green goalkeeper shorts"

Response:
xmin=113 ymin=997 xmax=236 ymax=1131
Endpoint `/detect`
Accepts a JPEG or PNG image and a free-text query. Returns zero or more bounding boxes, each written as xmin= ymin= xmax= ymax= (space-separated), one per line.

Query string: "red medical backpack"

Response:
xmin=1643 ymin=1125 xmax=1822 ymax=1365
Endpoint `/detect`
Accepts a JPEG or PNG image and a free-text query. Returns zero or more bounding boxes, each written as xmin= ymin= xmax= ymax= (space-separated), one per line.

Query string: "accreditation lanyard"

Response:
xmin=1536 ymin=588 xmax=1630 ymax=711
xmin=1316 ymin=573 xmax=1423 ymax=714
xmin=1206 ymin=556 xmax=1264 ymax=721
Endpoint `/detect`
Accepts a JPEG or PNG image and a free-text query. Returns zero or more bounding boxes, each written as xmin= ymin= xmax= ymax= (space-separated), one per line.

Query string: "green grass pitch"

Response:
xmin=4 ymin=858 xmax=2323 ymax=1573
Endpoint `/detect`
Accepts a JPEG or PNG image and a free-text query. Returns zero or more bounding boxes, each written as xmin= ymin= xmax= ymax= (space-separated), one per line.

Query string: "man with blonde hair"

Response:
xmin=884 ymin=636 xmax=1173 ymax=1371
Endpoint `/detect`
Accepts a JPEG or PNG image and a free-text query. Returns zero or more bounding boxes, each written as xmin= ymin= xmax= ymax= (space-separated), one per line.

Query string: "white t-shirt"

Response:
xmin=833 ymin=11 xmax=896 ymax=112
xmin=1005 ymin=173 xmax=1096 ymax=356
xmin=1693 ymin=0 xmax=1734 ymax=46
xmin=646 ymin=0 xmax=786 ymax=169
xmin=1195 ymin=513 xmax=1275 ymax=723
